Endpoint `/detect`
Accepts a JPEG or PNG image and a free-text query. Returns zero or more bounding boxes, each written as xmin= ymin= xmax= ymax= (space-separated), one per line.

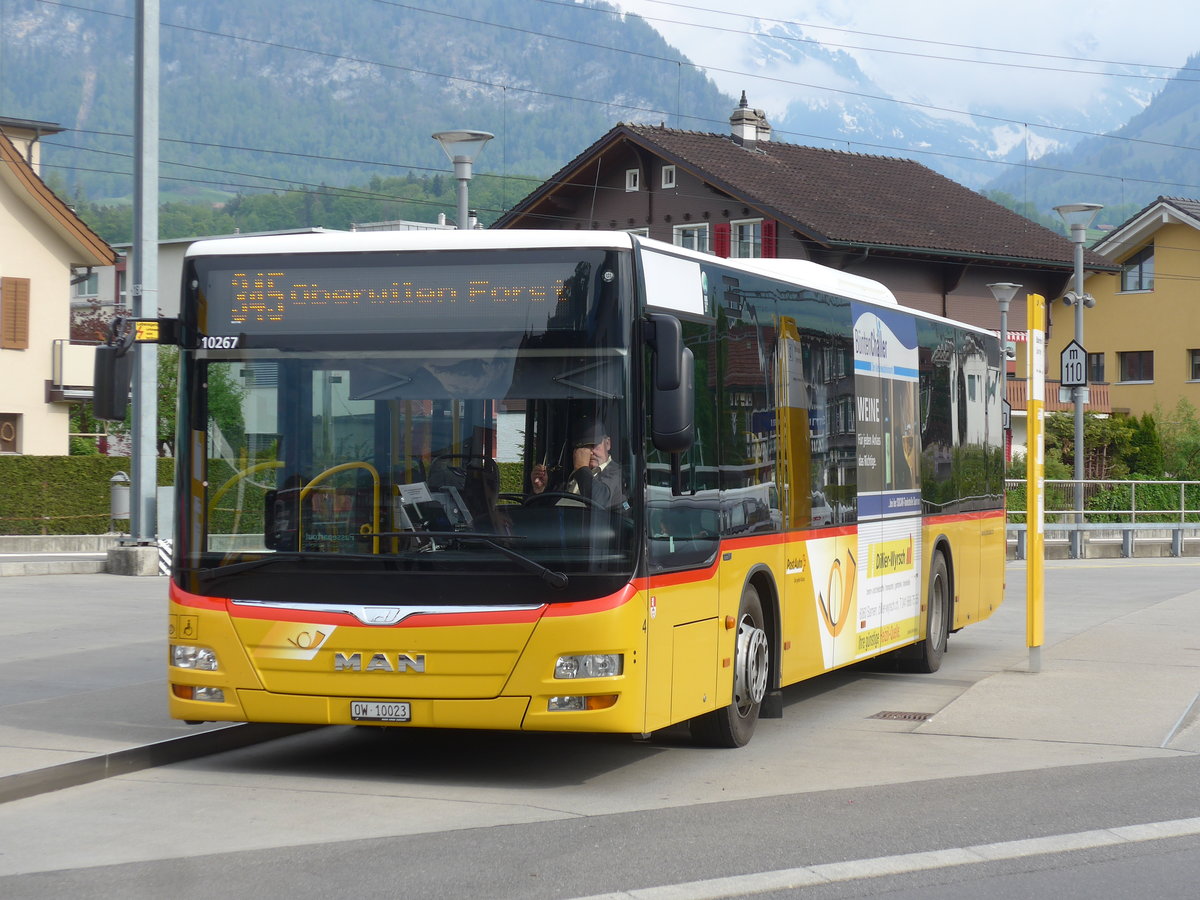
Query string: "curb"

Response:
xmin=0 ymin=723 xmax=318 ymax=805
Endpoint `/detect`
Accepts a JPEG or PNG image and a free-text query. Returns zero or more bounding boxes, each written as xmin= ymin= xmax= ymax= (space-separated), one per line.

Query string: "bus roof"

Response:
xmin=184 ymin=228 xmax=638 ymax=258
xmin=184 ymin=228 xmax=987 ymax=338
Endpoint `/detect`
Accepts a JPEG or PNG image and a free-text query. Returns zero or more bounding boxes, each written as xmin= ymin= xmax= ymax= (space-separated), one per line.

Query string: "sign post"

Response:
xmin=1026 ymin=294 xmax=1046 ymax=673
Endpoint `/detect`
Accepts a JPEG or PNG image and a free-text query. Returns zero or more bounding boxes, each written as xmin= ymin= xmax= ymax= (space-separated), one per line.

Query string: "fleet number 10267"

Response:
xmin=200 ymin=336 xmax=240 ymax=350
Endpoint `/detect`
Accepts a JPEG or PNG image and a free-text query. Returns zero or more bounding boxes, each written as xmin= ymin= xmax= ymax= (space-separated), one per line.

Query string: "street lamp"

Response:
xmin=432 ymin=130 xmax=494 ymax=230
xmin=987 ymin=282 xmax=1021 ymax=364
xmin=1054 ymin=202 xmax=1102 ymax=559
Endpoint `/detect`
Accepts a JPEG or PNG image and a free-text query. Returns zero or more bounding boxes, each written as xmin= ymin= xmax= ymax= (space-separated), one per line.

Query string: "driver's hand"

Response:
xmin=573 ymin=447 xmax=593 ymax=471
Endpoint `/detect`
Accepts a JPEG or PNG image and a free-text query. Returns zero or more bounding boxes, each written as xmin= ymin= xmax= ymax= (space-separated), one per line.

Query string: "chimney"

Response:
xmin=730 ymin=92 xmax=771 ymax=145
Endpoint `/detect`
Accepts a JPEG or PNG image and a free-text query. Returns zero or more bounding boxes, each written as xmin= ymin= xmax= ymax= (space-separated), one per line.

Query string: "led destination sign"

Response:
xmin=196 ymin=254 xmax=606 ymax=336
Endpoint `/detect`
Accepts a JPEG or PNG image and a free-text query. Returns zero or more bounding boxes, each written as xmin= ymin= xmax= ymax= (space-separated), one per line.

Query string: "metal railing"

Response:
xmin=1005 ymin=479 xmax=1200 ymax=525
xmin=1004 ymin=479 xmax=1200 ymax=558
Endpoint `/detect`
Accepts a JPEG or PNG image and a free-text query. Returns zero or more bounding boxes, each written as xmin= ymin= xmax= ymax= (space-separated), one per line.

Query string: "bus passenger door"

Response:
xmin=643 ymin=317 xmax=723 ymax=731
xmin=852 ymin=304 xmax=923 ymax=661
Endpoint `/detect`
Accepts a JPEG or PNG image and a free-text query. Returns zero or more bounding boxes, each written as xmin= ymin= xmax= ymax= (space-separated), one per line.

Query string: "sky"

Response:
xmin=610 ymin=0 xmax=1200 ymax=124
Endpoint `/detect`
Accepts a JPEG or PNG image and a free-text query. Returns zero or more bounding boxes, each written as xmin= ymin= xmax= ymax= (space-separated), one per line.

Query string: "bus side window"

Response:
xmin=648 ymin=502 xmax=719 ymax=571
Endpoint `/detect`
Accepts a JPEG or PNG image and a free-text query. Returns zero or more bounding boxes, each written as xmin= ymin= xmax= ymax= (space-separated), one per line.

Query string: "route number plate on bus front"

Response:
xmin=350 ymin=701 xmax=411 ymax=722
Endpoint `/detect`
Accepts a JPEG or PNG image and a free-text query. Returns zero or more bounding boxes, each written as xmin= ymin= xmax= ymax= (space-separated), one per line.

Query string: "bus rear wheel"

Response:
xmin=903 ymin=551 xmax=949 ymax=674
xmin=690 ymin=584 xmax=769 ymax=748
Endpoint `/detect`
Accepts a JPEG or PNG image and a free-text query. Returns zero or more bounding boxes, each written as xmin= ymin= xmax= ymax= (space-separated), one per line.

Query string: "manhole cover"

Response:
xmin=868 ymin=710 xmax=934 ymax=721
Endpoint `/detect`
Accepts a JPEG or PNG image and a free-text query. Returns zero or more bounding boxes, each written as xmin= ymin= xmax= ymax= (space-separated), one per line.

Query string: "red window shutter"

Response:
xmin=762 ymin=220 xmax=777 ymax=258
xmin=713 ymin=223 xmax=730 ymax=258
xmin=1 ymin=277 xmax=31 ymax=350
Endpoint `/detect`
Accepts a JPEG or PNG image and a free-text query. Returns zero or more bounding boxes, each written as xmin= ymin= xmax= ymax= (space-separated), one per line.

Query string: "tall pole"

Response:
xmin=1026 ymin=293 xmax=1047 ymax=673
xmin=1054 ymin=202 xmax=1101 ymax=560
xmin=1071 ymin=231 xmax=1086 ymax=558
xmin=131 ymin=0 xmax=159 ymax=545
xmin=453 ymin=157 xmax=471 ymax=231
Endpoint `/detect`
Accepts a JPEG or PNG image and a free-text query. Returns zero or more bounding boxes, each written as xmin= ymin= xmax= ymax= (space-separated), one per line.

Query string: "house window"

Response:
xmin=625 ymin=227 xmax=649 ymax=237
xmin=730 ymin=219 xmax=762 ymax=258
xmin=72 ymin=270 xmax=99 ymax=300
xmin=673 ymin=223 xmax=709 ymax=253
xmin=661 ymin=165 xmax=676 ymax=189
xmin=1 ymin=277 xmax=31 ymax=350
xmin=1190 ymin=349 xmax=1200 ymax=381
xmin=625 ymin=169 xmax=640 ymax=192
xmin=1120 ymin=245 xmax=1154 ymax=292
xmin=1118 ymin=350 xmax=1154 ymax=382
xmin=0 ymin=413 xmax=19 ymax=453
xmin=1087 ymin=352 xmax=1105 ymax=384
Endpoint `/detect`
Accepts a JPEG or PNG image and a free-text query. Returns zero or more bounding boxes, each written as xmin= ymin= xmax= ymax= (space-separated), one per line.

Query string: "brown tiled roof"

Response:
xmin=1158 ymin=196 xmax=1200 ymax=219
xmin=498 ymin=124 xmax=1114 ymax=272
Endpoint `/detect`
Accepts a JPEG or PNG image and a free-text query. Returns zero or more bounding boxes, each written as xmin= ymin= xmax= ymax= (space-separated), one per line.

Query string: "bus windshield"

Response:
xmin=176 ymin=248 xmax=636 ymax=603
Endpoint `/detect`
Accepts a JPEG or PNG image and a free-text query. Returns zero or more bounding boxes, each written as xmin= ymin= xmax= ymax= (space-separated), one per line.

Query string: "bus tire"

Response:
xmin=690 ymin=584 xmax=769 ymax=748
xmin=903 ymin=551 xmax=949 ymax=673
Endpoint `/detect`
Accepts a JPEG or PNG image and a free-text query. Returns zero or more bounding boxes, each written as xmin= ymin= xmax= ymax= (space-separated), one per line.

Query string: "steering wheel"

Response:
xmin=523 ymin=491 xmax=606 ymax=512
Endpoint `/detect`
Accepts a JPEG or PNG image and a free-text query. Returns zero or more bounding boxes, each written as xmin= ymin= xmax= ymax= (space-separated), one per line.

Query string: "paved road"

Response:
xmin=1 ymin=559 xmax=1199 ymax=898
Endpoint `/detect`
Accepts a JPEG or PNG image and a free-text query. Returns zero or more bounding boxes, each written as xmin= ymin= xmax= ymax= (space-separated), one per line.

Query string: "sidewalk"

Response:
xmin=0 ymin=574 xmax=302 ymax=803
xmin=2 ymin=561 xmax=1199 ymax=805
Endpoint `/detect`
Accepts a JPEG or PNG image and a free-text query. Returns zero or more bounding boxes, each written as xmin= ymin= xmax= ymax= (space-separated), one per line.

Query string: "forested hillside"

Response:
xmin=70 ymin=171 xmax=517 ymax=243
xmin=1 ymin=0 xmax=734 ymax=206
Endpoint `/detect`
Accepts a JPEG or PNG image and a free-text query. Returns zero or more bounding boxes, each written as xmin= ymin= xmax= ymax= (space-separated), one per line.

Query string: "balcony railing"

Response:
xmin=1004 ymin=378 xmax=1109 ymax=414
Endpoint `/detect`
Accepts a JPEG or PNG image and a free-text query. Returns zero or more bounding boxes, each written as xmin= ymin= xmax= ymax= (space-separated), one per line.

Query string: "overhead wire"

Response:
xmin=24 ymin=0 xmax=1200 ymax=211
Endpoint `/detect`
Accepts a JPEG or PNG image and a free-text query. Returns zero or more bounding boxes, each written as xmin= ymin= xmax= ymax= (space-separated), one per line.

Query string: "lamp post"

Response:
xmin=432 ymin=130 xmax=494 ymax=230
xmin=987 ymin=282 xmax=1021 ymax=366
xmin=1054 ymin=202 xmax=1102 ymax=559
xmin=988 ymin=281 xmax=1020 ymax=456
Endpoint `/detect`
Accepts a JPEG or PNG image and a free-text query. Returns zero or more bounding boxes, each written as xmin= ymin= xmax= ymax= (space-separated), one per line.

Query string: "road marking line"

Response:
xmin=572 ymin=816 xmax=1200 ymax=899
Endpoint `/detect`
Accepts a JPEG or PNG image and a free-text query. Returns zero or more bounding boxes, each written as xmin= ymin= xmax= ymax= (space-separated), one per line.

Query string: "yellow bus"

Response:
xmin=112 ymin=230 xmax=1006 ymax=747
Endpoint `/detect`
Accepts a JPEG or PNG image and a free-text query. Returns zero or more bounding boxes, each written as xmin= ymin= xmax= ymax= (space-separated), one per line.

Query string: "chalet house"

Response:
xmin=494 ymin=96 xmax=1119 ymax=458
xmin=1045 ymin=197 xmax=1200 ymax=421
xmin=1 ymin=117 xmax=116 ymax=455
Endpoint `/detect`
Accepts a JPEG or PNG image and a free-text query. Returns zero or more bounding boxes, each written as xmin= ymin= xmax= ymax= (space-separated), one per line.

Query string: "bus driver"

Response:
xmin=532 ymin=424 xmax=626 ymax=510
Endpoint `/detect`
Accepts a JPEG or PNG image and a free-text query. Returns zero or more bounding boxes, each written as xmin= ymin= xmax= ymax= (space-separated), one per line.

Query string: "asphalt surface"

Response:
xmin=3 ymin=560 xmax=1199 ymax=806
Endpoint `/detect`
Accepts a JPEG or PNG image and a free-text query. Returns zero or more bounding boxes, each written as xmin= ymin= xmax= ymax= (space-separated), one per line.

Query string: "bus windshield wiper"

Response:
xmin=201 ymin=536 xmax=568 ymax=588
xmin=380 ymin=530 xmax=569 ymax=589
xmin=200 ymin=550 xmax=422 ymax=577
xmin=446 ymin=531 xmax=569 ymax=589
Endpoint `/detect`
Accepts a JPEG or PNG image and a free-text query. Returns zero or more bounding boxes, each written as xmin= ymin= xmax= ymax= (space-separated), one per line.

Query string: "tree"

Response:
xmin=1043 ymin=411 xmax=1134 ymax=480
xmin=1125 ymin=412 xmax=1165 ymax=477
xmin=1157 ymin=399 xmax=1200 ymax=479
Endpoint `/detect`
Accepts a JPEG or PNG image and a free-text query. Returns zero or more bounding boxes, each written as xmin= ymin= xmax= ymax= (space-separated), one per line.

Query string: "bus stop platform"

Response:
xmin=2 ymin=562 xmax=1199 ymax=805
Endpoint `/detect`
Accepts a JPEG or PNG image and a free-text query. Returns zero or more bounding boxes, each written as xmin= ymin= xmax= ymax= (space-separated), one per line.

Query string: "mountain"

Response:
xmin=733 ymin=18 xmax=1169 ymax=201
xmin=982 ymin=52 xmax=1200 ymax=226
xmin=2 ymin=0 xmax=1196 ymax=230
xmin=0 ymin=0 xmax=735 ymax=207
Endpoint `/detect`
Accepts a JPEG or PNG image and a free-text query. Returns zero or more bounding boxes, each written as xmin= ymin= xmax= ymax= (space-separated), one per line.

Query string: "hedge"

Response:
xmin=0 ymin=457 xmax=175 ymax=535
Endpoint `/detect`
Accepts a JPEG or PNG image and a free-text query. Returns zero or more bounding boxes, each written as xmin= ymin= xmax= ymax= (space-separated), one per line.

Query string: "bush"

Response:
xmin=0 ymin=457 xmax=175 ymax=535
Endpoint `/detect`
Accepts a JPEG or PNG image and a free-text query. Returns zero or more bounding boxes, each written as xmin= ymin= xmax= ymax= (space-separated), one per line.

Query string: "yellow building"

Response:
xmin=1048 ymin=197 xmax=1200 ymax=419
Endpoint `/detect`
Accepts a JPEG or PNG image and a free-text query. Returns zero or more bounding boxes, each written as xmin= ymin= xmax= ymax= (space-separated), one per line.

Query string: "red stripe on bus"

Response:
xmin=541 ymin=582 xmax=640 ymax=617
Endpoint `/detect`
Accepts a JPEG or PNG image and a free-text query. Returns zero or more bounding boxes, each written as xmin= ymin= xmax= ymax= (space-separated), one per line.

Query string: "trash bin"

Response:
xmin=110 ymin=471 xmax=131 ymax=521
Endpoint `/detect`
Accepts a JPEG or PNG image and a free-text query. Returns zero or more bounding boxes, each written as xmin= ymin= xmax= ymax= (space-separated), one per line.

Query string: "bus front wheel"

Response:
xmin=690 ymin=584 xmax=769 ymax=748
xmin=903 ymin=551 xmax=949 ymax=674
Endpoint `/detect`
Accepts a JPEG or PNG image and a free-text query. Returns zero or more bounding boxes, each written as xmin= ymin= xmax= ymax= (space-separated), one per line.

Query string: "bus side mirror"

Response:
xmin=93 ymin=319 xmax=134 ymax=421
xmin=645 ymin=314 xmax=694 ymax=454
xmin=93 ymin=316 xmax=181 ymax=421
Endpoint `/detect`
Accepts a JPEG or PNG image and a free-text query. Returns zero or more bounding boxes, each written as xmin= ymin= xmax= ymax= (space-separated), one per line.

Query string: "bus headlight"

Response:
xmin=171 ymin=644 xmax=219 ymax=671
xmin=548 ymin=695 xmax=618 ymax=711
xmin=555 ymin=654 xmax=623 ymax=679
xmin=172 ymin=684 xmax=225 ymax=702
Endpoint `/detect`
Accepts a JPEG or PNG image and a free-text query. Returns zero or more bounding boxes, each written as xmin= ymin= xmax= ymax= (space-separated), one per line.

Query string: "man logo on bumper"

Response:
xmin=334 ymin=652 xmax=426 ymax=673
